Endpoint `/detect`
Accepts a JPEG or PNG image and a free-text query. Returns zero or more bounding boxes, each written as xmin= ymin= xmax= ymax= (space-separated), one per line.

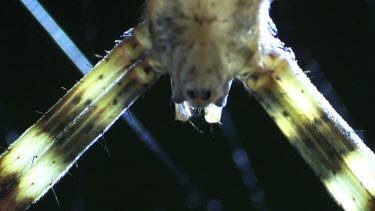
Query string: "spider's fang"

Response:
xmin=204 ymin=104 xmax=223 ymax=124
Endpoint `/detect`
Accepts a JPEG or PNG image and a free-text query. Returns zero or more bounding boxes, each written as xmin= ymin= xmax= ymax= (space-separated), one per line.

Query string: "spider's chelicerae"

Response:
xmin=1 ymin=0 xmax=374 ymax=210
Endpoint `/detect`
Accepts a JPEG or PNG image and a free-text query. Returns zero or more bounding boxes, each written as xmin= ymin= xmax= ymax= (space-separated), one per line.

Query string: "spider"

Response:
xmin=0 ymin=0 xmax=375 ymax=211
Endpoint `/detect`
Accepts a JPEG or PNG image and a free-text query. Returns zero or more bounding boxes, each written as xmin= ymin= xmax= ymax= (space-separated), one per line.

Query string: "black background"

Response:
xmin=0 ymin=0 xmax=374 ymax=210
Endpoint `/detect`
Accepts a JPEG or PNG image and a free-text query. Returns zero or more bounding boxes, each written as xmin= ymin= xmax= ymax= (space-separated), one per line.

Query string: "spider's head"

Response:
xmin=166 ymin=26 xmax=238 ymax=108
xmin=168 ymin=51 xmax=233 ymax=108
xmin=147 ymin=0 xmax=244 ymax=109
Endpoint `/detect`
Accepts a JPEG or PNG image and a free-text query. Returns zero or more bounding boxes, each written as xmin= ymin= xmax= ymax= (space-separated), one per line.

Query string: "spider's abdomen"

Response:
xmin=147 ymin=0 xmax=263 ymax=107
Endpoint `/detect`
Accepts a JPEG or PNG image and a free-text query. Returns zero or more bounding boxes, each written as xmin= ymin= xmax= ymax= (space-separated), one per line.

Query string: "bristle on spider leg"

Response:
xmin=51 ymin=187 xmax=60 ymax=206
xmin=99 ymin=133 xmax=111 ymax=157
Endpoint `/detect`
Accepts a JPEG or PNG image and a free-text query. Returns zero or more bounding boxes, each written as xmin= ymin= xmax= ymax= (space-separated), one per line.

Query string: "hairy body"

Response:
xmin=147 ymin=0 xmax=271 ymax=107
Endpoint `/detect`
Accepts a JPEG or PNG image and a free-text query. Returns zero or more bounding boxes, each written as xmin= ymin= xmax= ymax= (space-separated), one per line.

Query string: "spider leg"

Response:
xmin=0 ymin=59 xmax=161 ymax=210
xmin=239 ymin=50 xmax=375 ymax=210
xmin=0 ymin=22 xmax=156 ymax=209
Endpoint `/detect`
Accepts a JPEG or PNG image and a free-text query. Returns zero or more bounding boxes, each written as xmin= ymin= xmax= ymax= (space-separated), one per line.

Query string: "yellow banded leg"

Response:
xmin=241 ymin=51 xmax=375 ymax=210
xmin=0 ymin=22 xmax=151 ymax=193
xmin=0 ymin=60 xmax=160 ymax=210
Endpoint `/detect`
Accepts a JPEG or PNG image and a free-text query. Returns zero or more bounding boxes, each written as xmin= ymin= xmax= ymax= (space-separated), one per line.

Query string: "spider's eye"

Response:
xmin=186 ymin=89 xmax=212 ymax=101
xmin=186 ymin=89 xmax=196 ymax=99
xmin=201 ymin=90 xmax=212 ymax=100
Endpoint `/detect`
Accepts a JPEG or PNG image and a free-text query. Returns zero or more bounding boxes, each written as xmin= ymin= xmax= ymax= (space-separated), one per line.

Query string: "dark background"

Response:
xmin=1 ymin=0 xmax=374 ymax=210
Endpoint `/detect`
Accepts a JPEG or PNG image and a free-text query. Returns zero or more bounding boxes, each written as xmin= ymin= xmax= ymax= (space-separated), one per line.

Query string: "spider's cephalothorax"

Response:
xmin=147 ymin=0 xmax=266 ymax=110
